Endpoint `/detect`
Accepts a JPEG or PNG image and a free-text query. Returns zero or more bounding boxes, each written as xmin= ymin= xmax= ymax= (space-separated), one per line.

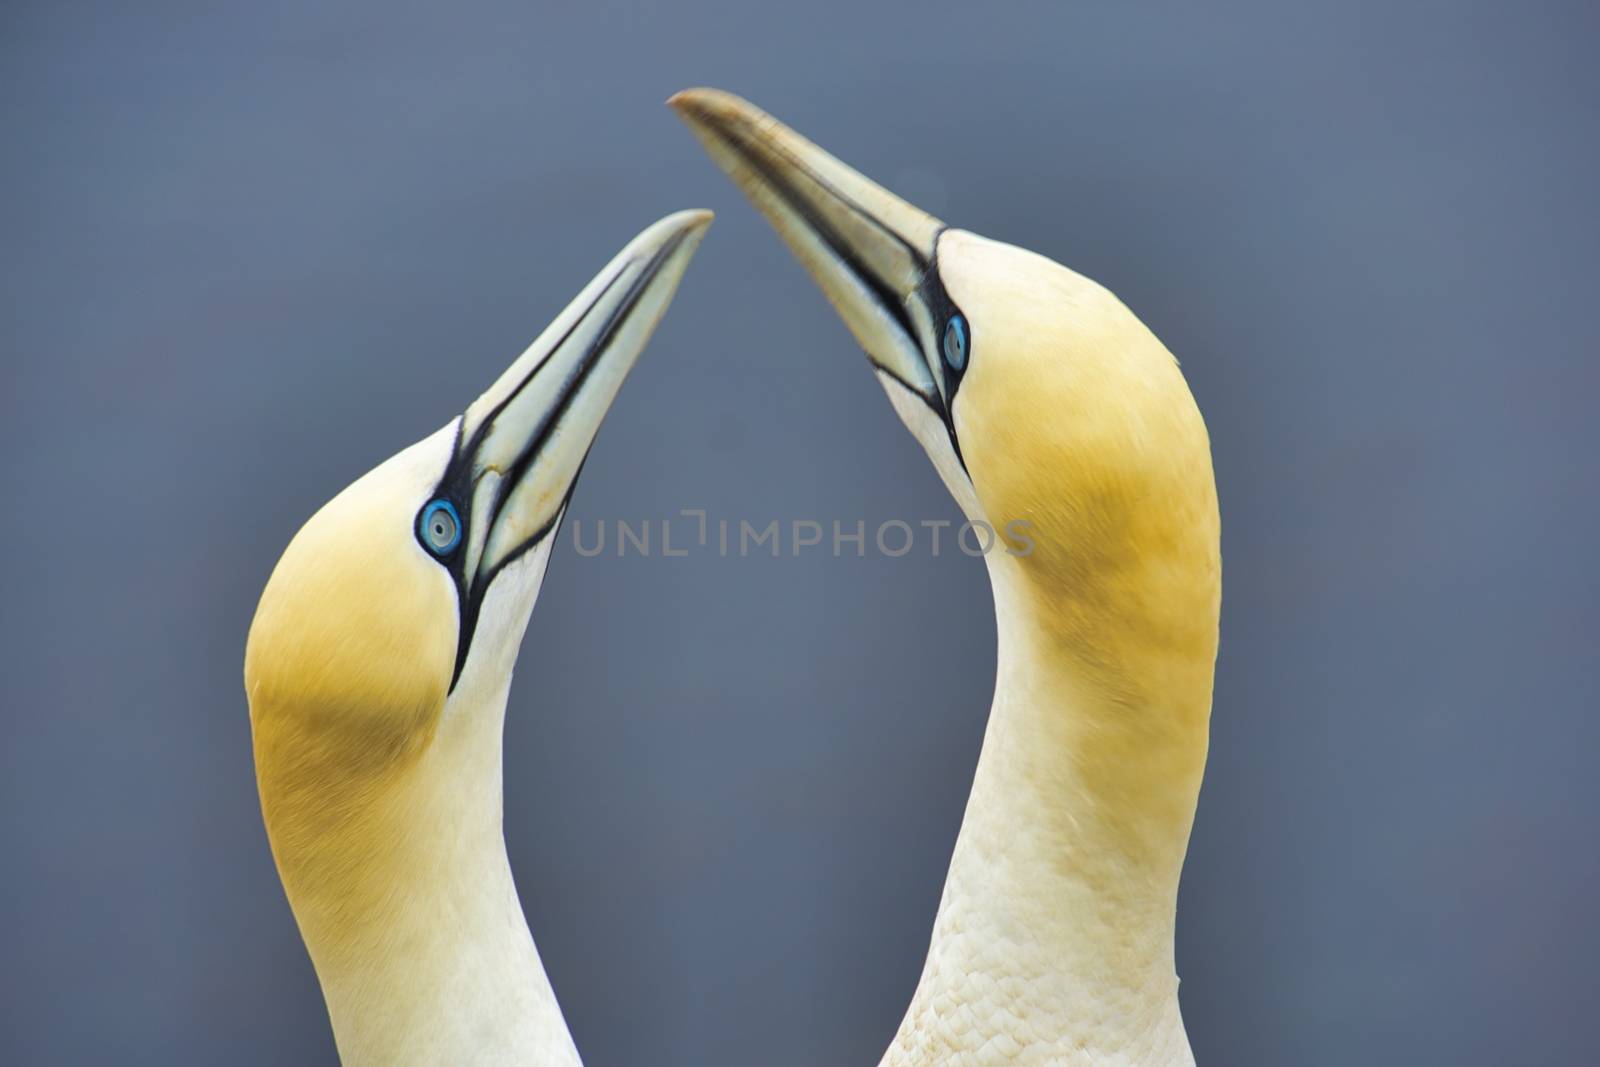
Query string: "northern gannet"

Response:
xmin=671 ymin=90 xmax=1219 ymax=1066
xmin=244 ymin=210 xmax=712 ymax=1066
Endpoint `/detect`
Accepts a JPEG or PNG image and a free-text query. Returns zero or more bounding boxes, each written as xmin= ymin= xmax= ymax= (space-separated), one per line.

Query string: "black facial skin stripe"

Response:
xmin=700 ymin=120 xmax=969 ymax=469
xmin=423 ymin=231 xmax=691 ymax=692
xmin=709 ymin=123 xmax=927 ymax=392
xmin=918 ymin=241 xmax=969 ymax=471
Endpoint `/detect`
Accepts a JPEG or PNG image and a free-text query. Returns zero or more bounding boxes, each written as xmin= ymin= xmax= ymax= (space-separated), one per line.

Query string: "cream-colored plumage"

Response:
xmin=245 ymin=210 xmax=711 ymax=1066
xmin=672 ymin=90 xmax=1219 ymax=1065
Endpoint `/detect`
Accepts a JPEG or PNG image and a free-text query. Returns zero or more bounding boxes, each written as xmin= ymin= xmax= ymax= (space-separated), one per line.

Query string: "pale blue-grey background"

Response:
xmin=3 ymin=2 xmax=1596 ymax=1064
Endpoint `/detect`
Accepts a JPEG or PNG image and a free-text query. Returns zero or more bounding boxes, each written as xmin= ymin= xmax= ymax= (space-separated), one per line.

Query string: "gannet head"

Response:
xmin=671 ymin=91 xmax=1218 ymax=673
xmin=244 ymin=211 xmax=711 ymax=919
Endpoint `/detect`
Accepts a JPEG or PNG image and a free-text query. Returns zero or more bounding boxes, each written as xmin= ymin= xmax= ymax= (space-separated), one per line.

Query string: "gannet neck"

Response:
xmin=883 ymin=554 xmax=1214 ymax=1067
xmin=663 ymin=86 xmax=1219 ymax=1067
xmin=245 ymin=212 xmax=715 ymax=1064
xmin=255 ymin=673 xmax=581 ymax=1067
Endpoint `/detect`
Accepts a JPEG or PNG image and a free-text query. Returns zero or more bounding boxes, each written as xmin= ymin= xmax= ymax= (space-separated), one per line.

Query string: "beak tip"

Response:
xmin=665 ymin=86 xmax=709 ymax=113
xmin=673 ymin=209 xmax=715 ymax=254
xmin=667 ymin=87 xmax=752 ymax=127
xmin=630 ymin=208 xmax=715 ymax=262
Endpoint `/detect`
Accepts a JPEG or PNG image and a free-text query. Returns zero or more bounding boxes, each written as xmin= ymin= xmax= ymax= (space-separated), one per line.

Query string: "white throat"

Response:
xmin=297 ymin=541 xmax=583 ymax=1067
xmin=314 ymin=698 xmax=581 ymax=1066
xmin=881 ymin=557 xmax=1198 ymax=1067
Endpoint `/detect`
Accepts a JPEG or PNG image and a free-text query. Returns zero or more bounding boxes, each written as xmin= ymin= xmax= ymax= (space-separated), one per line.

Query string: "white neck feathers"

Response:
xmin=274 ymin=682 xmax=582 ymax=1067
xmin=881 ymin=559 xmax=1205 ymax=1067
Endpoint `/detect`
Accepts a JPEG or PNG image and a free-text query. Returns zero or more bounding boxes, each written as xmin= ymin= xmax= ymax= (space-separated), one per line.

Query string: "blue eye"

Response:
xmin=419 ymin=499 xmax=461 ymax=556
xmin=942 ymin=314 xmax=969 ymax=371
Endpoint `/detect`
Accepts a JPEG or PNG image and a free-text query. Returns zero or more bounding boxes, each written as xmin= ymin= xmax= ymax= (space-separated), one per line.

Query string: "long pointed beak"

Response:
xmin=440 ymin=209 xmax=711 ymax=656
xmin=668 ymin=88 xmax=950 ymax=412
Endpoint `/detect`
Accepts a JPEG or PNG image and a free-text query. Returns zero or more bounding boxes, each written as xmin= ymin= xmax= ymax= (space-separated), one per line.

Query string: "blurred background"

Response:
xmin=4 ymin=2 xmax=1596 ymax=1064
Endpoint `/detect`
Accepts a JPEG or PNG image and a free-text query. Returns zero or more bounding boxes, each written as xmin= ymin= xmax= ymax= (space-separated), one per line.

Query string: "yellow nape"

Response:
xmin=244 ymin=431 xmax=457 ymax=940
xmin=944 ymin=230 xmax=1220 ymax=874
xmin=880 ymin=241 xmax=1220 ymax=1065
xmin=945 ymin=229 xmax=1221 ymax=700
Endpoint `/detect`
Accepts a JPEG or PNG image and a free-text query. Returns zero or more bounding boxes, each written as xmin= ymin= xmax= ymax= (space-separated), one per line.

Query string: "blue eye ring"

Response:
xmin=942 ymin=314 xmax=969 ymax=371
xmin=419 ymin=499 xmax=462 ymax=557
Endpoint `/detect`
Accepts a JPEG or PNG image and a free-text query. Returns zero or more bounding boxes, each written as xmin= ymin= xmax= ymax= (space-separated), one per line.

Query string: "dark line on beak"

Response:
xmin=694 ymin=118 xmax=967 ymax=470
xmin=485 ymin=230 xmax=689 ymax=555
xmin=457 ymin=260 xmax=632 ymax=468
xmin=700 ymin=120 xmax=943 ymax=409
xmin=443 ymin=231 xmax=690 ymax=692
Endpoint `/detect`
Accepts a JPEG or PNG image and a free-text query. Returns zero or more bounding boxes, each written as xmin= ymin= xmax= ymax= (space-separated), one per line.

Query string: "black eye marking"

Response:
xmin=911 ymin=237 xmax=970 ymax=472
